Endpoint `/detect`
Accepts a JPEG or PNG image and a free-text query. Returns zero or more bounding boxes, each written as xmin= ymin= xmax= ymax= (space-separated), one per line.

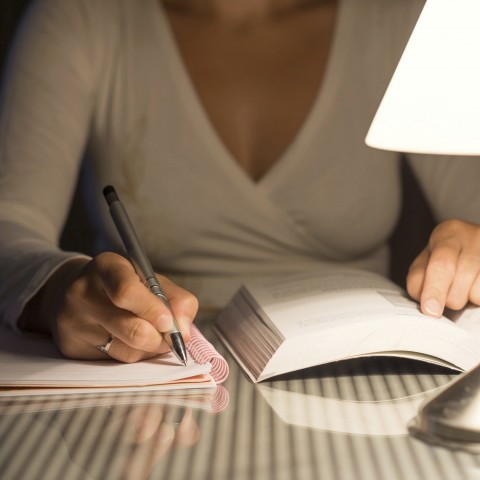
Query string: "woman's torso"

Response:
xmin=80 ymin=0 xmax=424 ymax=307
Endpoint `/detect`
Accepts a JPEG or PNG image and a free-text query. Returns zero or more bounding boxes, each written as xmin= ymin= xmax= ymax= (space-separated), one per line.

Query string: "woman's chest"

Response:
xmin=164 ymin=3 xmax=338 ymax=181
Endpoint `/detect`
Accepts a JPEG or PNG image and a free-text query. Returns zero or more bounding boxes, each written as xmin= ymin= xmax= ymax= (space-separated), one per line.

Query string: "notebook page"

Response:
xmin=0 ymin=329 xmax=211 ymax=388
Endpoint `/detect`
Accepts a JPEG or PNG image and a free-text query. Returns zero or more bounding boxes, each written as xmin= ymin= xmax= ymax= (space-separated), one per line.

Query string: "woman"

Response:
xmin=1 ymin=0 xmax=480 ymax=362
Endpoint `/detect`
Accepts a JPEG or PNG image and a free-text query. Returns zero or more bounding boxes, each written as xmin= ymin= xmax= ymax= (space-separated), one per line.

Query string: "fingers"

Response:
xmin=57 ymin=315 xmax=163 ymax=362
xmin=406 ymin=220 xmax=480 ymax=318
xmin=95 ymin=254 xmax=197 ymax=341
xmin=54 ymin=252 xmax=198 ymax=362
xmin=154 ymin=275 xmax=198 ymax=344
xmin=95 ymin=254 xmax=175 ymax=332
xmin=419 ymin=241 xmax=459 ymax=317
xmin=447 ymin=251 xmax=480 ymax=309
xmin=95 ymin=317 xmax=166 ymax=363
xmin=406 ymin=248 xmax=429 ymax=302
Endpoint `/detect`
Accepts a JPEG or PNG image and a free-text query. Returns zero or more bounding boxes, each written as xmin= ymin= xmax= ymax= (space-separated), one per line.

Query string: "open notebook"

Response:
xmin=0 ymin=324 xmax=229 ymax=396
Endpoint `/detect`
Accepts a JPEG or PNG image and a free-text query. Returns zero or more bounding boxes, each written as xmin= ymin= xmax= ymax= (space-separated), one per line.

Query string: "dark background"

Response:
xmin=1 ymin=0 xmax=32 ymax=75
xmin=0 ymin=0 xmax=435 ymax=287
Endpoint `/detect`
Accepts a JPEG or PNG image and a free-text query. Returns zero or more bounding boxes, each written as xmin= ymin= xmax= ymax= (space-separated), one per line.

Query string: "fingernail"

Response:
xmin=156 ymin=313 xmax=173 ymax=332
xmin=179 ymin=316 xmax=192 ymax=340
xmin=178 ymin=316 xmax=190 ymax=330
xmin=424 ymin=299 xmax=442 ymax=317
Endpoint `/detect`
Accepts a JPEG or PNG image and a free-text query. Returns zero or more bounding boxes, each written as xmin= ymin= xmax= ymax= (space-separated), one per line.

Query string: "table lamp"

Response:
xmin=365 ymin=0 xmax=480 ymax=451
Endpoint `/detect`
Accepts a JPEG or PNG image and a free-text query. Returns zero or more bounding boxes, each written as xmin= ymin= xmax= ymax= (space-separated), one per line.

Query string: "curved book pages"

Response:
xmin=215 ymin=269 xmax=480 ymax=383
xmin=0 ymin=324 xmax=228 ymax=395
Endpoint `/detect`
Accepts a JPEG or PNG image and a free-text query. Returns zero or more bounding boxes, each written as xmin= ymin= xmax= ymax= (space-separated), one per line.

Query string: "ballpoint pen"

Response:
xmin=103 ymin=185 xmax=188 ymax=366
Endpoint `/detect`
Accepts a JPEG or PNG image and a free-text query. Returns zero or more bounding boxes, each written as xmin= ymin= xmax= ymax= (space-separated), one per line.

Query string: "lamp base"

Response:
xmin=409 ymin=362 xmax=480 ymax=452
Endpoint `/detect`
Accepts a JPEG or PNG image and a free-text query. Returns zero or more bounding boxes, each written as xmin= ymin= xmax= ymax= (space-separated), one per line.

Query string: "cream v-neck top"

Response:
xmin=2 ymin=0 xmax=480 ymax=327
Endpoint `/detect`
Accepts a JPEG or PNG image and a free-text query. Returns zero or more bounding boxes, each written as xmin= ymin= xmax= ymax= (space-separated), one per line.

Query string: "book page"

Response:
xmin=448 ymin=306 xmax=480 ymax=339
xmin=247 ymin=269 xmax=480 ymax=380
xmin=247 ymin=269 xmax=451 ymax=338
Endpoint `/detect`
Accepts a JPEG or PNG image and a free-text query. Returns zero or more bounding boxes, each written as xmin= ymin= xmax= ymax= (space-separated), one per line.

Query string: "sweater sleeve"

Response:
xmin=407 ymin=153 xmax=480 ymax=225
xmin=0 ymin=0 xmax=97 ymax=329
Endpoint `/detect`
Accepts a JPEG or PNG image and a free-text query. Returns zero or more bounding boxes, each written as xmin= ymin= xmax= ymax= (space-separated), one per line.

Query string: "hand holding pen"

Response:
xmin=23 ymin=198 xmax=197 ymax=364
xmin=103 ymin=185 xmax=188 ymax=365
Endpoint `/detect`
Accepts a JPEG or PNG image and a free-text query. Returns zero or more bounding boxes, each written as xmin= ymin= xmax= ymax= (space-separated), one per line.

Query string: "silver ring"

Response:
xmin=97 ymin=335 xmax=114 ymax=355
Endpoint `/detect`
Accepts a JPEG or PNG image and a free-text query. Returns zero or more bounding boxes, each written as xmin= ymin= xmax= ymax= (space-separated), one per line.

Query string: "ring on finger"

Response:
xmin=97 ymin=334 xmax=115 ymax=355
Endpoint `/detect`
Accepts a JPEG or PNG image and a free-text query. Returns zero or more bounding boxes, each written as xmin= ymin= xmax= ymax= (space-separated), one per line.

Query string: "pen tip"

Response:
xmin=179 ymin=351 xmax=188 ymax=366
xmin=170 ymin=332 xmax=188 ymax=366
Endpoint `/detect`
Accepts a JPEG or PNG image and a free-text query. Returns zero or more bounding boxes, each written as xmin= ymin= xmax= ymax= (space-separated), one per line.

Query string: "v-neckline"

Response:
xmin=155 ymin=0 xmax=349 ymax=189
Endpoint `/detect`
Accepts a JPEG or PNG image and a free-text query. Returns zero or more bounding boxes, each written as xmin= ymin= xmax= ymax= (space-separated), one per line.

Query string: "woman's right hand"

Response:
xmin=22 ymin=252 xmax=198 ymax=362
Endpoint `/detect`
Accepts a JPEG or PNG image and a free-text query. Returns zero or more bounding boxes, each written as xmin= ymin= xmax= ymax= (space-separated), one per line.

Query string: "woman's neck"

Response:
xmin=162 ymin=0 xmax=334 ymax=23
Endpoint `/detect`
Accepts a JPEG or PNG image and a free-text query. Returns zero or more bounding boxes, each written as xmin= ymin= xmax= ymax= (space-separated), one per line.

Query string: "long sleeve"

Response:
xmin=408 ymin=154 xmax=480 ymax=225
xmin=0 ymin=0 xmax=96 ymax=328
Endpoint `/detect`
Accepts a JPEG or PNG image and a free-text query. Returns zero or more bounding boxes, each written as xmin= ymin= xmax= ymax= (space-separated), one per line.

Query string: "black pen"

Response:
xmin=103 ymin=185 xmax=188 ymax=366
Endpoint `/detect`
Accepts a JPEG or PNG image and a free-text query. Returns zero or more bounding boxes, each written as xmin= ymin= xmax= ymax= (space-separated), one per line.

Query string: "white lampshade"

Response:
xmin=366 ymin=0 xmax=480 ymax=155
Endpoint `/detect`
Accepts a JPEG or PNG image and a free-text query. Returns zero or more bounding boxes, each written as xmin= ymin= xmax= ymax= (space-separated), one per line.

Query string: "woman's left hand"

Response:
xmin=407 ymin=219 xmax=480 ymax=318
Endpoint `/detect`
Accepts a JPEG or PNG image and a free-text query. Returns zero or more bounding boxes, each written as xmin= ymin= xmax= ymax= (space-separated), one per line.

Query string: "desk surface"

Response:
xmin=1 ymin=319 xmax=480 ymax=480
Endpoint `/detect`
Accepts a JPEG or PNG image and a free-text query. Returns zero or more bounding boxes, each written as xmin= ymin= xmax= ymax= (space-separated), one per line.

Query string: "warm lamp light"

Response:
xmin=366 ymin=0 xmax=480 ymax=451
xmin=366 ymin=0 xmax=480 ymax=155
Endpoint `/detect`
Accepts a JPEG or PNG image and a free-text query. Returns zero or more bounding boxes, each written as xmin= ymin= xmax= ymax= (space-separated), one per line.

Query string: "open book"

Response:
xmin=0 ymin=324 xmax=228 ymax=395
xmin=215 ymin=269 xmax=480 ymax=383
